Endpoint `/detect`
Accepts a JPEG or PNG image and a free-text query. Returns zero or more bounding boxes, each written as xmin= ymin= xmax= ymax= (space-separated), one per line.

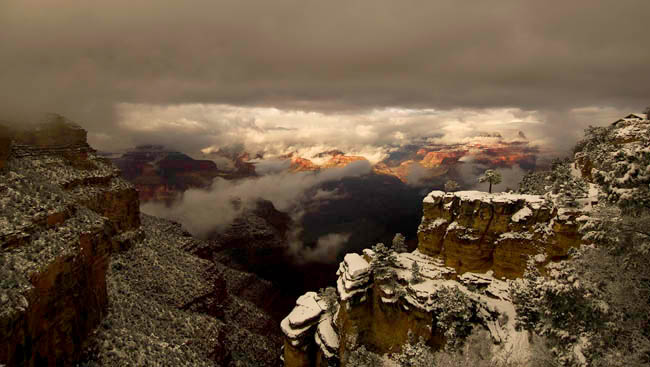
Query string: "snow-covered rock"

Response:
xmin=418 ymin=190 xmax=582 ymax=278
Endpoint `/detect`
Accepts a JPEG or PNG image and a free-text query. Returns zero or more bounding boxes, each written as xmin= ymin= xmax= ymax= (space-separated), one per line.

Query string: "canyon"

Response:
xmin=109 ymin=145 xmax=253 ymax=203
xmin=279 ymin=112 xmax=650 ymax=367
xmin=0 ymin=118 xmax=283 ymax=366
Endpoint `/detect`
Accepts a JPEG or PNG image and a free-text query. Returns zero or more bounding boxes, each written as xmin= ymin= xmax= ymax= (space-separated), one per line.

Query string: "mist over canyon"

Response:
xmin=116 ymin=132 xmax=539 ymax=266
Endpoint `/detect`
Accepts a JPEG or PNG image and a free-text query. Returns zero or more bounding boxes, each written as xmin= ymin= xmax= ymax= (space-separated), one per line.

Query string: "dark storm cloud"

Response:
xmin=1 ymin=0 xmax=649 ymax=149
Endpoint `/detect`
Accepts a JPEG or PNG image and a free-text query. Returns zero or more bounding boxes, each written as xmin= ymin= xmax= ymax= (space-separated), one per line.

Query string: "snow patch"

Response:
xmin=512 ymin=206 xmax=532 ymax=223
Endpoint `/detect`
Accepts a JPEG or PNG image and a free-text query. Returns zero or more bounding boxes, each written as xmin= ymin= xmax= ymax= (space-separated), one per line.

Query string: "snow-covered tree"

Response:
xmin=512 ymin=204 xmax=650 ymax=366
xmin=390 ymin=330 xmax=436 ymax=367
xmin=410 ymin=261 xmax=422 ymax=284
xmin=392 ymin=233 xmax=407 ymax=253
xmin=574 ymin=121 xmax=650 ymax=214
xmin=444 ymin=179 xmax=460 ymax=192
xmin=430 ymin=286 xmax=476 ymax=349
xmin=371 ymin=242 xmax=397 ymax=284
xmin=518 ymin=171 xmax=549 ymax=195
xmin=548 ymin=158 xmax=587 ymax=208
xmin=344 ymin=345 xmax=382 ymax=366
xmin=478 ymin=169 xmax=502 ymax=193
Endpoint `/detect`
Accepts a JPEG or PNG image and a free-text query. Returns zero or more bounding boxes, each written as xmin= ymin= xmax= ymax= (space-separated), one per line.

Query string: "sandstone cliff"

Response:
xmin=0 ymin=117 xmax=141 ymax=366
xmin=281 ymin=250 xmax=520 ymax=367
xmin=417 ymin=191 xmax=582 ymax=279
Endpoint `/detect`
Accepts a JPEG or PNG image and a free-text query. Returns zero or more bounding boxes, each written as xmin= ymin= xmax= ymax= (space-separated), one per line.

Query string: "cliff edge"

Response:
xmin=418 ymin=191 xmax=582 ymax=279
xmin=0 ymin=117 xmax=141 ymax=366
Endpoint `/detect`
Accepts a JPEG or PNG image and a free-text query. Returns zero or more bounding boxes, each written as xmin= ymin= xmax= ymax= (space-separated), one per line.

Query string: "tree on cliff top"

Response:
xmin=392 ymin=233 xmax=407 ymax=253
xmin=371 ymin=243 xmax=397 ymax=283
xmin=478 ymin=169 xmax=502 ymax=193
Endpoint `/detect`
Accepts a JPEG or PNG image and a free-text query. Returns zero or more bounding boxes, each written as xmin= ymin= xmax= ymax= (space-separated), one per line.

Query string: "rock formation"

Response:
xmin=281 ymin=249 xmax=519 ymax=367
xmin=281 ymin=190 xmax=585 ymax=366
xmin=0 ymin=117 xmax=141 ymax=366
xmin=0 ymin=124 xmax=11 ymax=171
xmin=417 ymin=191 xmax=582 ymax=279
xmin=111 ymin=145 xmax=221 ymax=203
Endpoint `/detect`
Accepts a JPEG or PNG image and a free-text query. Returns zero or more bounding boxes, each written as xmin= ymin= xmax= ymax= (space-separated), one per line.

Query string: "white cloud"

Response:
xmin=113 ymin=103 xmax=550 ymax=160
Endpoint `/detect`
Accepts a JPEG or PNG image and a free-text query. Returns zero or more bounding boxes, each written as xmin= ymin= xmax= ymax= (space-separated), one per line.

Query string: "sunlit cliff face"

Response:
xmin=278 ymin=137 xmax=537 ymax=185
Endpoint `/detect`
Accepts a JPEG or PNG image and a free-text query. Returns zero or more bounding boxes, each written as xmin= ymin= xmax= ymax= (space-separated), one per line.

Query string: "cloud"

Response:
xmin=140 ymin=160 xmax=372 ymax=236
xmin=296 ymin=233 xmax=352 ymax=264
xmin=111 ymin=103 xmax=550 ymax=161
xmin=311 ymin=188 xmax=345 ymax=201
xmin=1 ymin=0 xmax=648 ymax=156
xmin=251 ymin=158 xmax=291 ymax=175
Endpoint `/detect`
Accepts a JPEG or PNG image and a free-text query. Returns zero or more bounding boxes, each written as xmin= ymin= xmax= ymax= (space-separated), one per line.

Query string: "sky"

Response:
xmin=2 ymin=0 xmax=649 ymax=157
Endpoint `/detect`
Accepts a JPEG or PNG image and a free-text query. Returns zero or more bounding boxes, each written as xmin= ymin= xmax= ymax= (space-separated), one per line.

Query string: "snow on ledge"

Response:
xmin=343 ymin=253 xmax=370 ymax=278
xmin=512 ymin=206 xmax=533 ymax=222
xmin=424 ymin=190 xmax=545 ymax=208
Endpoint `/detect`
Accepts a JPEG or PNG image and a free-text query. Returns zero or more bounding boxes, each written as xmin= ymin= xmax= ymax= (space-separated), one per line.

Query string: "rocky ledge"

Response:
xmin=417 ymin=191 xmax=583 ymax=278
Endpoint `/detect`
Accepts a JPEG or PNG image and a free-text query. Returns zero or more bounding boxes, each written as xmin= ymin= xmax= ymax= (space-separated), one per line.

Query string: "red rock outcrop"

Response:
xmin=321 ymin=155 xmax=367 ymax=169
xmin=287 ymin=154 xmax=366 ymax=173
xmin=0 ymin=118 xmax=141 ymax=366
xmin=290 ymin=156 xmax=319 ymax=172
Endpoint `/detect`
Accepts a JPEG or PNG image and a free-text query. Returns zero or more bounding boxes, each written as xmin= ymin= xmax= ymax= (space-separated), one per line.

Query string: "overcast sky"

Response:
xmin=2 ymin=0 xmax=649 ymax=155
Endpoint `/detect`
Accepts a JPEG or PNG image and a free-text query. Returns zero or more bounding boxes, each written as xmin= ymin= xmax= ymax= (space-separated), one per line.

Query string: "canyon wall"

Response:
xmin=112 ymin=148 xmax=221 ymax=203
xmin=0 ymin=119 xmax=141 ymax=366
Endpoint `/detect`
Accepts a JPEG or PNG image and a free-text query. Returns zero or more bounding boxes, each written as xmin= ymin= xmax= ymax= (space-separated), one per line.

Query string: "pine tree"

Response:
xmin=548 ymin=159 xmax=587 ymax=208
xmin=371 ymin=243 xmax=397 ymax=283
xmin=392 ymin=233 xmax=407 ymax=253
xmin=478 ymin=169 xmax=502 ymax=193
xmin=344 ymin=345 xmax=382 ymax=366
xmin=410 ymin=261 xmax=422 ymax=284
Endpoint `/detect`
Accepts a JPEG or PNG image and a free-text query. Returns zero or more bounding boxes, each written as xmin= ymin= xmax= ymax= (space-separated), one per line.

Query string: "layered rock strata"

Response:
xmin=281 ymin=250 xmax=520 ymax=367
xmin=0 ymin=119 xmax=140 ymax=366
xmin=417 ymin=191 xmax=583 ymax=278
